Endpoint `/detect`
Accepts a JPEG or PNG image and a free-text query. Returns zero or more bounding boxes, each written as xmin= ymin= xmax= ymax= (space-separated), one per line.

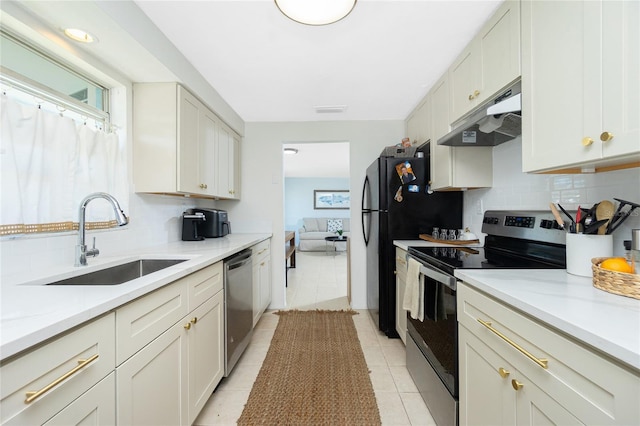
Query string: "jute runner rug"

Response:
xmin=237 ymin=310 xmax=381 ymax=425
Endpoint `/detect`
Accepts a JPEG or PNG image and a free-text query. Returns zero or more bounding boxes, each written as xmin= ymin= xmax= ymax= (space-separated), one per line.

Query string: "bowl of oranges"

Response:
xmin=591 ymin=257 xmax=639 ymax=299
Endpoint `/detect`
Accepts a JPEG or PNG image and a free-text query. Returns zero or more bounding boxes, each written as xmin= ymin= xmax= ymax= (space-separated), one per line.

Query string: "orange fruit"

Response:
xmin=600 ymin=258 xmax=634 ymax=274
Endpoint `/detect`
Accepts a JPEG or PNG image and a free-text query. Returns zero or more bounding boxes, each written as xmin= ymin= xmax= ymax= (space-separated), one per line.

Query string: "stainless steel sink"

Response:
xmin=46 ymin=259 xmax=187 ymax=285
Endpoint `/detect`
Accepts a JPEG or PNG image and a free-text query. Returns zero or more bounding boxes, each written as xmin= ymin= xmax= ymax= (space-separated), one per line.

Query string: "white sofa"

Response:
xmin=298 ymin=217 xmax=351 ymax=251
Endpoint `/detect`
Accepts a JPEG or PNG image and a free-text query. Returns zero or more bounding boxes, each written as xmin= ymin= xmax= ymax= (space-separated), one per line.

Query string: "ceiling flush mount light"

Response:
xmin=284 ymin=148 xmax=299 ymax=155
xmin=275 ymin=0 xmax=357 ymax=26
xmin=63 ymin=28 xmax=96 ymax=44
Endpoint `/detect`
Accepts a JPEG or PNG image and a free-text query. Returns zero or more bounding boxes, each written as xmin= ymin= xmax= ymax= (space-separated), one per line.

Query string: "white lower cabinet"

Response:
xmin=187 ymin=291 xmax=224 ymax=424
xmin=116 ymin=262 xmax=225 ymax=426
xmin=252 ymin=239 xmax=272 ymax=326
xmin=395 ymin=247 xmax=408 ymax=344
xmin=458 ymin=283 xmax=640 ymax=426
xmin=116 ymin=316 xmax=189 ymax=426
xmin=0 ymin=314 xmax=115 ymax=426
xmin=43 ymin=373 xmax=116 ymax=426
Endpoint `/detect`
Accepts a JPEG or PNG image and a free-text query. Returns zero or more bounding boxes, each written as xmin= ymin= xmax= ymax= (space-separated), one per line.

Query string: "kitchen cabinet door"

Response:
xmin=522 ymin=0 xmax=640 ymax=172
xmin=459 ymin=326 xmax=516 ymax=425
xmin=116 ymin=320 xmax=189 ymax=426
xmin=449 ymin=0 xmax=520 ymax=123
xmin=252 ymin=239 xmax=271 ymax=326
xmin=216 ymin=123 xmax=240 ymax=199
xmin=187 ymin=291 xmax=224 ymax=425
xmin=406 ymin=99 xmax=429 ymax=147
xmin=178 ymin=87 xmax=204 ymax=194
xmin=394 ymin=247 xmax=408 ymax=344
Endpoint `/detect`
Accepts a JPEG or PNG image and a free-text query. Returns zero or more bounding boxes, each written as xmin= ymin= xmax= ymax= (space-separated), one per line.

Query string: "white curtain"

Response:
xmin=0 ymin=95 xmax=128 ymax=234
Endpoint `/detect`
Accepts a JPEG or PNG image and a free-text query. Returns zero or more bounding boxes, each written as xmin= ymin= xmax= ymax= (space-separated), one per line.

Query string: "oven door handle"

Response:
xmin=418 ymin=263 xmax=457 ymax=291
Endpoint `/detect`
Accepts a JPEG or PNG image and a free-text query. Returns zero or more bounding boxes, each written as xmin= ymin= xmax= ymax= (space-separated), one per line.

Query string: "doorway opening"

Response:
xmin=283 ymin=141 xmax=351 ymax=309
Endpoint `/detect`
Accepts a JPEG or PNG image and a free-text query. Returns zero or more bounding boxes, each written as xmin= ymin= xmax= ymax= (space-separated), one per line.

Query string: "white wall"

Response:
xmin=463 ymin=138 xmax=640 ymax=255
xmin=217 ymin=121 xmax=405 ymax=310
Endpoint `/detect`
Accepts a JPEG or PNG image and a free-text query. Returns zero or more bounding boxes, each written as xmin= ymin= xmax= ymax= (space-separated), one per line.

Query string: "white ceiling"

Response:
xmin=133 ymin=0 xmax=503 ymax=123
xmin=4 ymin=0 xmax=503 ymax=178
xmin=283 ymin=142 xmax=350 ymax=178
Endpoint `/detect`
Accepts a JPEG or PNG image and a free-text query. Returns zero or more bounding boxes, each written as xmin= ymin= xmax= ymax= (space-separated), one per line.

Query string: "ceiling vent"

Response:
xmin=314 ymin=105 xmax=347 ymax=114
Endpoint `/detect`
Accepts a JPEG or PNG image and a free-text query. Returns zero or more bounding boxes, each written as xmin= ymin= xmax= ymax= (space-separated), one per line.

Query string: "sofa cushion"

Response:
xmin=327 ymin=219 xmax=343 ymax=233
xmin=303 ymin=218 xmax=320 ymax=232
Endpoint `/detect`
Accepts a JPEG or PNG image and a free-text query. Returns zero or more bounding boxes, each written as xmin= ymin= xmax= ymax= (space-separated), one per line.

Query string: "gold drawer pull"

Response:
xmin=25 ymin=354 xmax=99 ymax=403
xmin=190 ymin=317 xmax=198 ymax=324
xmin=511 ymin=379 xmax=524 ymax=391
xmin=477 ymin=319 xmax=548 ymax=369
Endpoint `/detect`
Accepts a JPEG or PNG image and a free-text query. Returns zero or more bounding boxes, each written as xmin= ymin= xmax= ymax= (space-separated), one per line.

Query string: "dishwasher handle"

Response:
xmin=225 ymin=249 xmax=252 ymax=271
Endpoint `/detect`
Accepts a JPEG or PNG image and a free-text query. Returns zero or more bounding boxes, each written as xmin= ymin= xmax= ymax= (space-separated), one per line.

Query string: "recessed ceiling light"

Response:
xmin=284 ymin=148 xmax=299 ymax=155
xmin=275 ymin=0 xmax=357 ymax=26
xmin=63 ymin=28 xmax=96 ymax=44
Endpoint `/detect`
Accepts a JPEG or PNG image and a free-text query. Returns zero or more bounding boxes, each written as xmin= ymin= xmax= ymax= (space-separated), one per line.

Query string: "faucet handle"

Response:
xmin=87 ymin=237 xmax=100 ymax=258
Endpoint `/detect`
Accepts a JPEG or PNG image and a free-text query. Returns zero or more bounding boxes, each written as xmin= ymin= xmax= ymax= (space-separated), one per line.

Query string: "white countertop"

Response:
xmin=0 ymin=233 xmax=271 ymax=361
xmin=456 ymin=269 xmax=640 ymax=372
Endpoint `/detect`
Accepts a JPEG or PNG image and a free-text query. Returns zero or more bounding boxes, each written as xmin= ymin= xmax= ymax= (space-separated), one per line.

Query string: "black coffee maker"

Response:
xmin=181 ymin=210 xmax=206 ymax=241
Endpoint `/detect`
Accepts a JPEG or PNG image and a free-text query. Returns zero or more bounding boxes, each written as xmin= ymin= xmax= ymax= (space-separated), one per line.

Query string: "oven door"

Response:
xmin=406 ymin=257 xmax=458 ymax=397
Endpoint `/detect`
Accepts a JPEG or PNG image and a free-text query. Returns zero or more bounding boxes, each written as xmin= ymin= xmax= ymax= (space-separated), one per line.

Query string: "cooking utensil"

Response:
xmin=583 ymin=219 xmax=609 ymax=235
xmin=607 ymin=198 xmax=640 ymax=234
xmin=549 ymin=203 xmax=565 ymax=230
xmin=596 ymin=200 xmax=614 ymax=235
xmin=575 ymin=206 xmax=582 ymax=233
xmin=557 ymin=203 xmax=575 ymax=232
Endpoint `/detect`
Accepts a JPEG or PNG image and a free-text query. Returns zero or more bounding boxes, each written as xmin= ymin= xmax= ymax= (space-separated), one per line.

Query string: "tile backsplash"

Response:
xmin=463 ymin=139 xmax=640 ymax=255
xmin=0 ymin=193 xmax=218 ymax=282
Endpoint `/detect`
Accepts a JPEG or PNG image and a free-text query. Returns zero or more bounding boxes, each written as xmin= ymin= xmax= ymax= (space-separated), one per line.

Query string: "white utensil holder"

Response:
xmin=566 ymin=233 xmax=613 ymax=277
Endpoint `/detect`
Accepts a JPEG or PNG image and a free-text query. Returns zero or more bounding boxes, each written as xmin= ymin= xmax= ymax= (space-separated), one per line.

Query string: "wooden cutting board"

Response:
xmin=418 ymin=234 xmax=480 ymax=245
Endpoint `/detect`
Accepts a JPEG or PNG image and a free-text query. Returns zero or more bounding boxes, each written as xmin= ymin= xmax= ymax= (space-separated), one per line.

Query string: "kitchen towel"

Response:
xmin=403 ymin=257 xmax=424 ymax=321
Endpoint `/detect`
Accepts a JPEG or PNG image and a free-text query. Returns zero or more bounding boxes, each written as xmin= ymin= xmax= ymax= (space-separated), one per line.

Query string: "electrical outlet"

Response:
xmin=476 ymin=200 xmax=484 ymax=215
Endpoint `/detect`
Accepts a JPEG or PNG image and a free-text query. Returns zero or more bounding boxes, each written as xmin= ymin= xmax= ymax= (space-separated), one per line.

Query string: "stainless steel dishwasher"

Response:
xmin=224 ymin=249 xmax=253 ymax=376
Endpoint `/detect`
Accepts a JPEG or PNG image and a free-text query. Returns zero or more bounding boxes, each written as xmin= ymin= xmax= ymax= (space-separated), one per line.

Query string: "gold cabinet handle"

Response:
xmin=260 ymin=261 xmax=265 ymax=266
xmin=477 ymin=319 xmax=548 ymax=369
xmin=498 ymin=367 xmax=510 ymax=378
xmin=184 ymin=322 xmax=191 ymax=330
xmin=468 ymin=94 xmax=475 ymax=100
xmin=582 ymin=137 xmax=594 ymax=147
xmin=190 ymin=317 xmax=198 ymax=324
xmin=474 ymin=89 xmax=480 ymax=97
xmin=25 ymin=354 xmax=99 ymax=403
xmin=600 ymin=131 xmax=614 ymax=142
xmin=511 ymin=379 xmax=524 ymax=391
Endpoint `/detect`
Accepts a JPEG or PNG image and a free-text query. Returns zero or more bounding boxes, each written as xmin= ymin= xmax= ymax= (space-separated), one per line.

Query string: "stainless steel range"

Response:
xmin=405 ymin=210 xmax=568 ymax=426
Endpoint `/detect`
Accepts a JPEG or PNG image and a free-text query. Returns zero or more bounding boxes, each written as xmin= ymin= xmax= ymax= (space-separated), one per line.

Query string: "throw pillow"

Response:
xmin=327 ymin=219 xmax=343 ymax=233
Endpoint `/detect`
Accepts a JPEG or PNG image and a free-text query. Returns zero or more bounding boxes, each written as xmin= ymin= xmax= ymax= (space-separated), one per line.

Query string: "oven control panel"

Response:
xmin=482 ymin=210 xmax=571 ymax=245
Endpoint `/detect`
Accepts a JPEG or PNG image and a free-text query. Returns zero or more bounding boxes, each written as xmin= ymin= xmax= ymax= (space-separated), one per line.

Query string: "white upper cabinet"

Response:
xmin=133 ymin=83 xmax=242 ymax=199
xmin=449 ymin=0 xmax=521 ymax=123
xmin=429 ymin=74 xmax=493 ymax=191
xmin=521 ymin=0 xmax=640 ymax=172
xmin=406 ymin=99 xmax=429 ymax=147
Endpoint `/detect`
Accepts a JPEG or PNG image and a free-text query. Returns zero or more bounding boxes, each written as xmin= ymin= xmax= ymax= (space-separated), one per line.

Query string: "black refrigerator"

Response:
xmin=361 ymin=154 xmax=463 ymax=337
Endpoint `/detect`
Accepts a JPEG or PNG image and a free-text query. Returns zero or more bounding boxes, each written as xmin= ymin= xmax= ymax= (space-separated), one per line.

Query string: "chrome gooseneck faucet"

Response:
xmin=76 ymin=192 xmax=129 ymax=266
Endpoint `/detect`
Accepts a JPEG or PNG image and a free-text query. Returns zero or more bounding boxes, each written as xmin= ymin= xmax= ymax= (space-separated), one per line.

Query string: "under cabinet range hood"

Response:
xmin=438 ymin=80 xmax=522 ymax=147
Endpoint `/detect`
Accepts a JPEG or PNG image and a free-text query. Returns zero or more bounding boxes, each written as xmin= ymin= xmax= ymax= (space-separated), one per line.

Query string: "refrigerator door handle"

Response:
xmin=362 ymin=176 xmax=370 ymax=245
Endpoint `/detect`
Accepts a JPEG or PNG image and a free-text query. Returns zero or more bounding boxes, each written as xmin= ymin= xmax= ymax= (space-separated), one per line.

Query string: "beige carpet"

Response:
xmin=237 ymin=310 xmax=381 ymax=425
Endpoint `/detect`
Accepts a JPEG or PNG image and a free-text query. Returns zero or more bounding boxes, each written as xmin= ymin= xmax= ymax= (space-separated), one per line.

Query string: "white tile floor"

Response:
xmin=194 ymin=250 xmax=436 ymax=426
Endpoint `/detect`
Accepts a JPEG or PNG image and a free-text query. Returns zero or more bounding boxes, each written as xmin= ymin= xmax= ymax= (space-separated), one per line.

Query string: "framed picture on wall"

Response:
xmin=314 ymin=190 xmax=350 ymax=209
